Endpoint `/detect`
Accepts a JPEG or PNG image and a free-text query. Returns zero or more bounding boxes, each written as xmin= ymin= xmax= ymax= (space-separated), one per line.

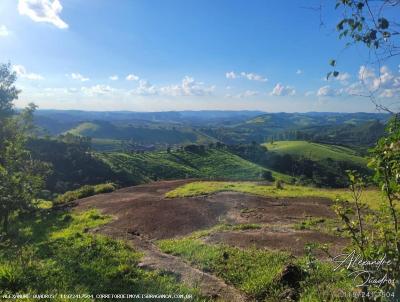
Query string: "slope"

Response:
xmin=264 ymin=140 xmax=367 ymax=166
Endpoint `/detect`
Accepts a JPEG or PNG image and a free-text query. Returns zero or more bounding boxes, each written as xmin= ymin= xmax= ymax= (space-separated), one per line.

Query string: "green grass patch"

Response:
xmin=54 ymin=182 xmax=117 ymax=204
xmin=96 ymin=149 xmax=292 ymax=184
xmin=264 ymin=140 xmax=366 ymax=166
xmin=165 ymin=181 xmax=384 ymax=210
xmin=158 ymin=238 xmax=291 ymax=300
xmin=0 ymin=209 xmax=204 ymax=301
xmin=157 ymin=237 xmax=355 ymax=301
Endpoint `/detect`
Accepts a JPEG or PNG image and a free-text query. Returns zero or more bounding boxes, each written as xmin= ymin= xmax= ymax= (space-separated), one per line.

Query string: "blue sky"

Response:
xmin=0 ymin=0 xmax=399 ymax=112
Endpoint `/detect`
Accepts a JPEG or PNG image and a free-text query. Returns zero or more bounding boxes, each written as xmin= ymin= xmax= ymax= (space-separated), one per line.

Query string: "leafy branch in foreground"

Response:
xmin=333 ymin=116 xmax=400 ymax=300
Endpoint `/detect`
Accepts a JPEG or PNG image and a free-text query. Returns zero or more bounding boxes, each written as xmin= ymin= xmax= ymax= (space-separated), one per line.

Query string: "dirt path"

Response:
xmin=93 ymin=225 xmax=246 ymax=302
xmin=75 ymin=180 xmax=346 ymax=301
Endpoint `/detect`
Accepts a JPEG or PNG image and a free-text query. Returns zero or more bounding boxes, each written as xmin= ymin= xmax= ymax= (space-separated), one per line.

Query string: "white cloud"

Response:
xmin=12 ymin=64 xmax=44 ymax=80
xmin=226 ymin=71 xmax=267 ymax=82
xmin=0 ymin=25 xmax=10 ymax=36
xmin=296 ymin=69 xmax=303 ymax=75
xmin=354 ymin=65 xmax=400 ymax=98
xmin=240 ymin=72 xmax=268 ymax=82
xmin=335 ymin=72 xmax=351 ymax=85
xmin=305 ymin=91 xmax=314 ymax=96
xmin=270 ymin=83 xmax=295 ymax=96
xmin=226 ymin=71 xmax=237 ymax=79
xmin=358 ymin=65 xmax=376 ymax=81
xmin=109 ymin=75 xmax=118 ymax=81
xmin=69 ymin=73 xmax=89 ymax=82
xmin=81 ymin=85 xmax=114 ymax=96
xmin=18 ymin=0 xmax=68 ymax=29
xmin=160 ymin=76 xmax=215 ymax=96
xmin=126 ymin=74 xmax=139 ymax=81
xmin=317 ymin=85 xmax=339 ymax=97
xmin=132 ymin=80 xmax=157 ymax=95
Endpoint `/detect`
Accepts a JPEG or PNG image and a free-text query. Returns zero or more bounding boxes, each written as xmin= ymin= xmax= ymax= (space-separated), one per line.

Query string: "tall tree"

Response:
xmin=0 ymin=63 xmax=49 ymax=234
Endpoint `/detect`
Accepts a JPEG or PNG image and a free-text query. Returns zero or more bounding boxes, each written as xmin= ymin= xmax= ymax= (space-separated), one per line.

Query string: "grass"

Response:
xmin=157 ymin=235 xmax=355 ymax=301
xmin=96 ymin=149 xmax=292 ymax=184
xmin=0 ymin=209 xmax=205 ymax=301
xmin=54 ymin=183 xmax=117 ymax=204
xmin=165 ymin=181 xmax=385 ymax=210
xmin=263 ymin=141 xmax=367 ymax=166
xmin=158 ymin=238 xmax=291 ymax=300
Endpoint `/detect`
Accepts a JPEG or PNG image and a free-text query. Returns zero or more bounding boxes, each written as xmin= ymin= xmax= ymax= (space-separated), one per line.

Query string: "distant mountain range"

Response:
xmin=33 ymin=110 xmax=391 ymax=150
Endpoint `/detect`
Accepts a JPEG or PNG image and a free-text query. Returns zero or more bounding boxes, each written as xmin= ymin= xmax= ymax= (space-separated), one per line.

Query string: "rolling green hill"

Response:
xmin=96 ymin=148 xmax=291 ymax=184
xmin=264 ymin=140 xmax=367 ymax=166
xmin=65 ymin=121 xmax=216 ymax=148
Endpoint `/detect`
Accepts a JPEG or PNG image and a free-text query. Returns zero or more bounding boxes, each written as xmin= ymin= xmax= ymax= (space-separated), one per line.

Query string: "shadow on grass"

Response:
xmin=0 ymin=208 xmax=204 ymax=301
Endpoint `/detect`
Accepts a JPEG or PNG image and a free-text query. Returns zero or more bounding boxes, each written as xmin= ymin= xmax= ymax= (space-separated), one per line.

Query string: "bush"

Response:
xmin=94 ymin=183 xmax=117 ymax=194
xmin=78 ymin=185 xmax=95 ymax=198
xmin=275 ymin=180 xmax=284 ymax=189
xmin=54 ymin=183 xmax=117 ymax=204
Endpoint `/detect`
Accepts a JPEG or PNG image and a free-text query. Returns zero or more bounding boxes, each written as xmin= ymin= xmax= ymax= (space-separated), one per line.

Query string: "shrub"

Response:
xmin=275 ymin=180 xmax=284 ymax=189
xmin=94 ymin=183 xmax=117 ymax=194
xmin=54 ymin=183 xmax=117 ymax=204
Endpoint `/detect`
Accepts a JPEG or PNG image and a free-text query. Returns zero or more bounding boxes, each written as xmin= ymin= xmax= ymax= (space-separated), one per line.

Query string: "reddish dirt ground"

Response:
xmin=204 ymin=229 xmax=348 ymax=258
xmin=74 ymin=180 xmax=348 ymax=301
xmin=76 ymin=181 xmax=337 ymax=240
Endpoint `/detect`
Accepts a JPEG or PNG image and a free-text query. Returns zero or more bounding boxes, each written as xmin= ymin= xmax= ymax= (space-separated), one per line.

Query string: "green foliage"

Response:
xmin=0 ymin=63 xmax=20 ymax=118
xmin=54 ymin=183 xmax=117 ymax=204
xmin=27 ymin=137 xmax=118 ymax=193
xmin=0 ymin=209 xmax=203 ymax=300
xmin=334 ymin=0 xmax=396 ymax=51
xmin=97 ymin=148 xmax=289 ymax=183
xmin=333 ymin=118 xmax=400 ymax=297
xmin=0 ymin=64 xmax=49 ymax=234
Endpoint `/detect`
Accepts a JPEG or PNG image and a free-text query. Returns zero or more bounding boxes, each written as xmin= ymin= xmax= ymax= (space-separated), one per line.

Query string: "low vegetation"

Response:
xmin=97 ymin=148 xmax=290 ymax=183
xmin=157 ymin=234 xmax=355 ymax=301
xmin=166 ymin=181 xmax=384 ymax=210
xmin=54 ymin=183 xmax=117 ymax=204
xmin=264 ymin=141 xmax=366 ymax=166
xmin=0 ymin=209 xmax=204 ymax=301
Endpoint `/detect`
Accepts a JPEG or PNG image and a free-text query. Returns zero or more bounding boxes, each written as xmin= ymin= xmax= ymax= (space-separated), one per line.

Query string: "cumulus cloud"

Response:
xmin=225 ymin=71 xmax=237 ymax=79
xmin=305 ymin=91 xmax=314 ymax=96
xmin=132 ymin=80 xmax=157 ymax=95
xmin=12 ymin=65 xmax=44 ymax=80
xmin=240 ymin=72 xmax=267 ymax=82
xmin=18 ymin=0 xmax=68 ymax=29
xmin=296 ymin=69 xmax=303 ymax=75
xmin=317 ymin=85 xmax=339 ymax=97
xmin=354 ymin=65 xmax=400 ymax=98
xmin=160 ymin=76 xmax=215 ymax=96
xmin=270 ymin=83 xmax=295 ymax=96
xmin=126 ymin=74 xmax=139 ymax=81
xmin=69 ymin=73 xmax=89 ymax=82
xmin=226 ymin=71 xmax=267 ymax=82
xmin=109 ymin=75 xmax=118 ymax=81
xmin=0 ymin=25 xmax=10 ymax=36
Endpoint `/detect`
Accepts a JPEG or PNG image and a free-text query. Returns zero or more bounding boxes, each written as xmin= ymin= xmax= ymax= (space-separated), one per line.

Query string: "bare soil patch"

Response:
xmin=76 ymin=183 xmax=336 ymax=240
xmin=204 ymin=228 xmax=348 ymax=258
xmin=74 ymin=180 xmax=347 ymax=301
